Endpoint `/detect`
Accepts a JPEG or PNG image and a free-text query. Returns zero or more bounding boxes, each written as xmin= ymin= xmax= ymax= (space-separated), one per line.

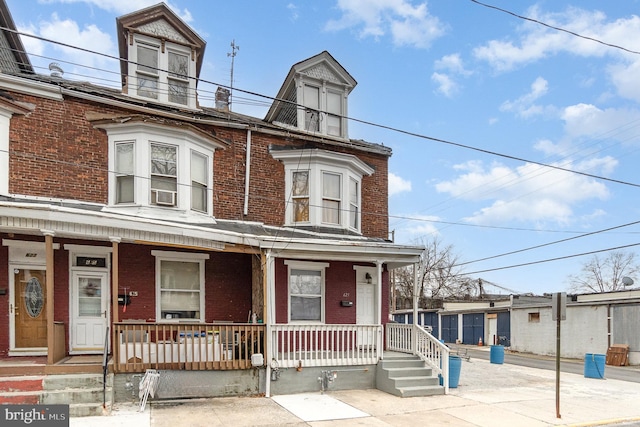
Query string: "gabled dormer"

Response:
xmin=116 ymin=3 xmax=206 ymax=109
xmin=265 ymin=51 xmax=357 ymax=139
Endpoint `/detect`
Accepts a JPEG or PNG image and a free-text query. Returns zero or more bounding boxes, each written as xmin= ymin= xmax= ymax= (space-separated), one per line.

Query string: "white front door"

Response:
xmin=356 ymin=282 xmax=375 ymax=346
xmin=71 ymin=270 xmax=108 ymax=353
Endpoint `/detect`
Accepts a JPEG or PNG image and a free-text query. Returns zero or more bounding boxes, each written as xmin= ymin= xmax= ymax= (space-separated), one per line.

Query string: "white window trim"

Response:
xmin=285 ymin=260 xmax=329 ymax=324
xmin=152 ymin=250 xmax=209 ymax=323
xmin=298 ymin=82 xmax=347 ymax=138
xmin=104 ymin=122 xmax=216 ymax=218
xmin=129 ymin=34 xmax=197 ymax=109
xmin=272 ymin=148 xmax=373 ymax=233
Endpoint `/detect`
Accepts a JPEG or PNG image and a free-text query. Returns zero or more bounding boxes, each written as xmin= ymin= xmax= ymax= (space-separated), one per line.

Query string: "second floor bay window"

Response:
xmin=96 ymin=119 xmax=227 ymax=221
xmin=271 ymin=148 xmax=374 ymax=233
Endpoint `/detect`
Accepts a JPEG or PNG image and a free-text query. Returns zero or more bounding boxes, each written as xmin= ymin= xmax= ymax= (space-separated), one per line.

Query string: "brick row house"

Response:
xmin=0 ymin=2 xmax=438 ymax=402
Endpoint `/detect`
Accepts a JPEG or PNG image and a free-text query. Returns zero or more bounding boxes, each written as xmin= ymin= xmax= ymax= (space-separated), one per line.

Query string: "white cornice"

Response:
xmin=0 ymin=74 xmax=63 ymax=101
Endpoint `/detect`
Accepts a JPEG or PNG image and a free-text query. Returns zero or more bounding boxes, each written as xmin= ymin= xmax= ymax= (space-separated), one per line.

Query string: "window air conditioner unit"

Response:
xmin=155 ymin=190 xmax=176 ymax=206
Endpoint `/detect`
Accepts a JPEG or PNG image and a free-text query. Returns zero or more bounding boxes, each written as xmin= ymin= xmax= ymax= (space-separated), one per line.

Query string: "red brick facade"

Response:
xmin=7 ymin=92 xmax=389 ymax=239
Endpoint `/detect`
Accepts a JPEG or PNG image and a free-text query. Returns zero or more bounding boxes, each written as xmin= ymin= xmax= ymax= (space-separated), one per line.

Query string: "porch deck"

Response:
xmin=0 ymin=355 xmax=110 ymax=376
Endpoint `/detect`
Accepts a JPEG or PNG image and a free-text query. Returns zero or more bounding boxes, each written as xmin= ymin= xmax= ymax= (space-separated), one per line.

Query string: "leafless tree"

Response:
xmin=392 ymin=237 xmax=469 ymax=308
xmin=567 ymin=251 xmax=639 ymax=293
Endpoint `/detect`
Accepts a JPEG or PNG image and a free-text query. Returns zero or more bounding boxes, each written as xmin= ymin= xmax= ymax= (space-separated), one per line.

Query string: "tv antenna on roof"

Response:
xmin=227 ymin=40 xmax=239 ymax=111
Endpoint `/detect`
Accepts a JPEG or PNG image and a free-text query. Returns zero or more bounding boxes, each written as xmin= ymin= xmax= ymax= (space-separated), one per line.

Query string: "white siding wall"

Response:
xmin=511 ymin=305 xmax=608 ymax=359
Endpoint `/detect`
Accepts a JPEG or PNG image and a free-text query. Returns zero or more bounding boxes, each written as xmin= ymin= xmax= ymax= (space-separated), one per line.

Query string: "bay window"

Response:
xmin=271 ymin=148 xmax=373 ymax=233
xmin=100 ymin=121 xmax=224 ymax=220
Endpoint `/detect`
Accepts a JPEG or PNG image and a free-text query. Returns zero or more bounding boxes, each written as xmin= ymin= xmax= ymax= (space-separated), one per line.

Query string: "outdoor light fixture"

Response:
xmin=365 ymin=273 xmax=372 ymax=284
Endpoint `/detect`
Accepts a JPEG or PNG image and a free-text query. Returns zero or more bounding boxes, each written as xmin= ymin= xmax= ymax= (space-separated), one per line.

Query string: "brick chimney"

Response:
xmin=215 ymin=87 xmax=230 ymax=111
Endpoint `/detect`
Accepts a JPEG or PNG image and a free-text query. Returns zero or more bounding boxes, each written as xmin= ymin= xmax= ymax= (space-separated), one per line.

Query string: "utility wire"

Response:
xmin=469 ymin=0 xmax=640 ymax=55
xmin=4 ymin=25 xmax=640 ymax=192
xmin=464 ymin=242 xmax=640 ymax=275
xmin=457 ymin=219 xmax=640 ymax=266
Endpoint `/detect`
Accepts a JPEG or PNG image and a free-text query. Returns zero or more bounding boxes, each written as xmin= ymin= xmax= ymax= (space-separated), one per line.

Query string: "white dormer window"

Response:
xmin=130 ymin=34 xmax=196 ymax=108
xmin=271 ymin=148 xmax=373 ymax=233
xmin=265 ymin=51 xmax=356 ymax=139
xmin=300 ymin=83 xmax=345 ymax=137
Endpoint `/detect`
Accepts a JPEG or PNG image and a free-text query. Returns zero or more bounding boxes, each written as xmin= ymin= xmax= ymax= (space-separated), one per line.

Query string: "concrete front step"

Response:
xmin=0 ymin=373 xmax=113 ymax=416
xmin=376 ymin=352 xmax=444 ymax=398
xmin=397 ymin=385 xmax=445 ymax=398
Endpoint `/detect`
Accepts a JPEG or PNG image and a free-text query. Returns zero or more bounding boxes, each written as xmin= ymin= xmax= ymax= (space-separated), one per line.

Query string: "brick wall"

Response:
xmin=7 ymin=89 xmax=390 ymax=239
xmin=274 ymin=258 xmax=389 ymax=325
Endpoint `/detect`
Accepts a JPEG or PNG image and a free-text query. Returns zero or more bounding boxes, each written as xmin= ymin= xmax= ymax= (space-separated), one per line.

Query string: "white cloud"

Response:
xmin=33 ymin=13 xmax=115 ymax=79
xmin=325 ymin=0 xmax=446 ymax=48
xmin=389 ymin=172 xmax=412 ymax=196
xmin=609 ymin=59 xmax=640 ymax=103
xmin=434 ymin=53 xmax=471 ymax=75
xmin=561 ymin=103 xmax=640 ymax=142
xmin=500 ymin=77 xmax=550 ymax=118
xmin=39 ymin=0 xmax=193 ymax=22
xmin=431 ymin=54 xmax=470 ymax=97
xmin=431 ymin=72 xmax=458 ymax=98
xmin=473 ymin=7 xmax=640 ymax=71
xmin=435 ymin=160 xmax=611 ymax=226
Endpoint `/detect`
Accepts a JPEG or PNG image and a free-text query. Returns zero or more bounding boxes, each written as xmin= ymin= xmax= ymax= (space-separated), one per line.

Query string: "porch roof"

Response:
xmin=0 ymin=197 xmax=423 ymax=267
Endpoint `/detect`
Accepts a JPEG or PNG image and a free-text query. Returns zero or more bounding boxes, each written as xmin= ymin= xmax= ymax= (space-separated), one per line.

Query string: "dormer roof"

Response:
xmin=264 ymin=51 xmax=357 ymax=123
xmin=0 ymin=0 xmax=33 ymax=74
xmin=116 ymin=2 xmax=206 ymax=86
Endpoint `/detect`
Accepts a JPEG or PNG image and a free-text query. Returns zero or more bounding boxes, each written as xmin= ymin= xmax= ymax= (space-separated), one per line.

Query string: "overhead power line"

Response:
xmin=469 ymin=0 xmax=640 ymax=55
xmin=464 ymin=242 xmax=640 ymax=275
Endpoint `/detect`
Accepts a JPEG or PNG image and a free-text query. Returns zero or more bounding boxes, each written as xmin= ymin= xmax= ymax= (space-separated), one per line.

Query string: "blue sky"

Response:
xmin=6 ymin=0 xmax=640 ymax=295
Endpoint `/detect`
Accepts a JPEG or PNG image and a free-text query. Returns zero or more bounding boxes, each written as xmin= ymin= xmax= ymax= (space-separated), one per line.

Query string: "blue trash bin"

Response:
xmin=584 ymin=353 xmax=605 ymax=379
xmin=490 ymin=345 xmax=505 ymax=364
xmin=440 ymin=355 xmax=462 ymax=388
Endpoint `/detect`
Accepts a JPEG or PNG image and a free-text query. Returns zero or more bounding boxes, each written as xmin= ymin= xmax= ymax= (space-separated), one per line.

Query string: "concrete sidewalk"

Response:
xmin=71 ymin=356 xmax=640 ymax=426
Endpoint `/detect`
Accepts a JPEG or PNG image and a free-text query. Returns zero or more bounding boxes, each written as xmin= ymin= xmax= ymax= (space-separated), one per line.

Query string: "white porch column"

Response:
xmin=265 ymin=250 xmax=275 ymax=398
xmin=376 ymin=261 xmax=383 ymax=324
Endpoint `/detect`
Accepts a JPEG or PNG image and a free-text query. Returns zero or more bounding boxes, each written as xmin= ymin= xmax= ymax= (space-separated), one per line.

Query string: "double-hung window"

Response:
xmin=130 ymin=35 xmax=196 ymax=108
xmin=136 ymin=44 xmax=159 ymax=99
xmin=286 ymin=261 xmax=328 ymax=322
xmin=322 ymin=172 xmax=341 ymax=225
xmin=153 ymin=250 xmax=208 ymax=321
xmin=115 ymin=142 xmax=135 ymax=204
xmin=190 ymin=151 xmax=208 ymax=213
xmin=292 ymin=171 xmax=310 ymax=222
xmin=304 ymin=85 xmax=320 ymax=132
xmin=326 ymin=91 xmax=342 ymax=137
xmin=150 ymin=143 xmax=178 ymax=206
xmin=168 ymin=51 xmax=189 ymax=105
xmin=349 ymin=178 xmax=359 ymax=229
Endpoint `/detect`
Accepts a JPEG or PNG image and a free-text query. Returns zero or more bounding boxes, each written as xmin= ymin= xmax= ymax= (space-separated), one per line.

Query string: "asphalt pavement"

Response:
xmin=71 ymin=346 xmax=640 ymax=426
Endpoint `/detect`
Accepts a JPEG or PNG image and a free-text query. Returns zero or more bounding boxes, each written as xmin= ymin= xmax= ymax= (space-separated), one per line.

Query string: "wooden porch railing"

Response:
xmin=386 ymin=322 xmax=450 ymax=393
xmin=113 ymin=322 xmax=265 ymax=373
xmin=270 ymin=324 xmax=382 ymax=368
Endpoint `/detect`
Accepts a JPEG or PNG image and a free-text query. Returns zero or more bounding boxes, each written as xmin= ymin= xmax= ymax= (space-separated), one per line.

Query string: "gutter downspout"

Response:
xmin=243 ymin=129 xmax=252 ymax=216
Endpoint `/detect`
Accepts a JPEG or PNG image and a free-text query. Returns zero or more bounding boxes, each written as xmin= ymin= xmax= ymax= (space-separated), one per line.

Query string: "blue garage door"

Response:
xmin=497 ymin=311 xmax=511 ymax=346
xmin=419 ymin=312 xmax=439 ymax=338
xmin=463 ymin=313 xmax=484 ymax=345
xmin=441 ymin=314 xmax=458 ymax=343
